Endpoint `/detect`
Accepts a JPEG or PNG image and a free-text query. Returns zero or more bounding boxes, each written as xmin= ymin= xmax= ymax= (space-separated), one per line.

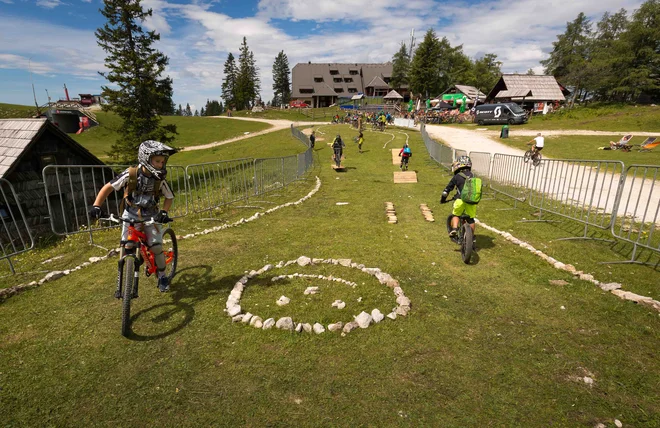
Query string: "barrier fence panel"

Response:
xmin=420 ymin=123 xmax=453 ymax=171
xmin=43 ymin=165 xmax=188 ymax=238
xmin=184 ymin=159 xmax=254 ymax=214
xmin=490 ymin=154 xmax=531 ymax=204
xmin=469 ymin=152 xmax=492 ymax=186
xmin=0 ymin=178 xmax=35 ymax=274
xmin=254 ymin=157 xmax=287 ymax=196
xmin=455 ymin=149 xmax=468 ymax=160
xmin=526 ymin=159 xmax=624 ymax=239
xmin=290 ymin=125 xmax=310 ymax=147
xmin=609 ymin=165 xmax=660 ymax=264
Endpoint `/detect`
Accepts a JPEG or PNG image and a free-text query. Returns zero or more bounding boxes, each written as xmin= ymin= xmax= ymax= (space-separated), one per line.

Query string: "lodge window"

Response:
xmin=344 ymin=78 xmax=353 ymax=83
xmin=300 ymin=88 xmax=314 ymax=94
xmin=334 ymin=87 xmax=343 ymax=93
xmin=349 ymin=70 xmax=358 ymax=75
xmin=329 ymin=70 xmax=339 ymax=75
xmin=333 ymin=77 xmax=342 ymax=83
xmin=314 ymin=77 xmax=323 ymax=82
xmin=347 ymin=88 xmax=358 ymax=93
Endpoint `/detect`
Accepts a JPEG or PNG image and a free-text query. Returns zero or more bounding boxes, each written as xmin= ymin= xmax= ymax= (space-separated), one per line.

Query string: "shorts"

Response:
xmin=452 ymin=199 xmax=477 ymax=223
xmin=120 ymin=209 xmax=163 ymax=247
xmin=535 ymin=146 xmax=543 ymax=152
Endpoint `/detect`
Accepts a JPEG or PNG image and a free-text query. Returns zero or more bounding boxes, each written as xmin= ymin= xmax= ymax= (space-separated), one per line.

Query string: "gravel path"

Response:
xmin=479 ymin=129 xmax=658 ymax=137
xmin=181 ymin=116 xmax=328 ymax=151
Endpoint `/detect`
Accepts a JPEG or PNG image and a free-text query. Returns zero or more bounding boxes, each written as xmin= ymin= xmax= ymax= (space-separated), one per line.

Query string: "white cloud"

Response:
xmin=36 ymin=0 xmax=65 ymax=8
xmin=0 ymin=54 xmax=54 ymax=74
xmin=0 ymin=0 xmax=14 ymax=4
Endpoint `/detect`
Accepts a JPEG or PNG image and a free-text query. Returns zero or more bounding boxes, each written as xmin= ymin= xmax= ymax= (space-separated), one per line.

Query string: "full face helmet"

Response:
xmin=452 ymin=155 xmax=472 ymax=174
xmin=138 ymin=140 xmax=177 ymax=180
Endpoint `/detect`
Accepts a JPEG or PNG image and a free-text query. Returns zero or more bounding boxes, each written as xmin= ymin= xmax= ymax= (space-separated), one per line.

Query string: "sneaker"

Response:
xmin=449 ymin=228 xmax=458 ymax=238
xmin=158 ymin=276 xmax=170 ymax=293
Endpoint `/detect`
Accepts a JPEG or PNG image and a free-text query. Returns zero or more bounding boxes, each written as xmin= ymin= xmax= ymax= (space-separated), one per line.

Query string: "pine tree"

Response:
xmin=95 ymin=0 xmax=176 ymax=162
xmin=200 ymin=107 xmax=205 ymax=116
xmin=185 ymin=103 xmax=192 ymax=117
xmin=272 ymin=50 xmax=291 ymax=107
xmin=194 ymin=109 xmax=199 ymax=116
xmin=390 ymin=43 xmax=410 ymax=90
xmin=409 ymin=29 xmax=443 ymax=97
xmin=235 ymin=37 xmax=260 ymax=110
xmin=221 ymin=53 xmax=237 ymax=110
xmin=472 ymin=53 xmax=502 ymax=93
xmin=178 ymin=104 xmax=183 ymax=116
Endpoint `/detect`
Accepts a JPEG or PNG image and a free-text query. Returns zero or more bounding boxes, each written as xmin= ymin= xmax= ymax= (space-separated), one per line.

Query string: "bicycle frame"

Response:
xmin=124 ymin=224 xmax=174 ymax=276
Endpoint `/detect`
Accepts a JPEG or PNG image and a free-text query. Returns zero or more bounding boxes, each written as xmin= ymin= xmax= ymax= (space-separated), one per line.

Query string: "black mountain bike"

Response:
xmin=523 ymin=148 xmax=542 ymax=166
xmin=443 ymin=211 xmax=474 ymax=264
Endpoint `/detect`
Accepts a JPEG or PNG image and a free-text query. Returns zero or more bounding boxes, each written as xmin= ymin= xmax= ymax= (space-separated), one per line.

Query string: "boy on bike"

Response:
xmin=399 ymin=143 xmax=412 ymax=170
xmin=526 ymin=132 xmax=544 ymax=154
xmin=441 ymin=156 xmax=476 ymax=239
xmin=89 ymin=140 xmax=177 ymax=293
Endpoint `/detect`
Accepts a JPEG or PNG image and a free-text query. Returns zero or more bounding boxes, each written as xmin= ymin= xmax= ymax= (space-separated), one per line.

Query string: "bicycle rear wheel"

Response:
xmin=532 ymin=153 xmax=542 ymax=166
xmin=461 ymin=223 xmax=474 ymax=264
xmin=161 ymin=228 xmax=178 ymax=282
xmin=121 ymin=257 xmax=135 ymax=337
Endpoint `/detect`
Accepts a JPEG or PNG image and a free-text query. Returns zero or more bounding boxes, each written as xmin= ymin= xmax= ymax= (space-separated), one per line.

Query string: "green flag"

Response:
xmin=408 ymin=99 xmax=413 ymax=112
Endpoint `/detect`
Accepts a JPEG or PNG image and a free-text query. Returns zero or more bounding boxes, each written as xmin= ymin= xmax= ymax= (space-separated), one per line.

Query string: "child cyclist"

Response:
xmin=399 ymin=142 xmax=412 ymax=170
xmin=89 ymin=140 xmax=177 ymax=293
xmin=441 ymin=156 xmax=476 ymax=240
xmin=332 ymin=134 xmax=345 ymax=167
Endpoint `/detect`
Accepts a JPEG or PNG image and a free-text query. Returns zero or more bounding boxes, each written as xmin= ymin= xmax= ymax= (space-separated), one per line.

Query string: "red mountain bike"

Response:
xmin=104 ymin=215 xmax=178 ymax=337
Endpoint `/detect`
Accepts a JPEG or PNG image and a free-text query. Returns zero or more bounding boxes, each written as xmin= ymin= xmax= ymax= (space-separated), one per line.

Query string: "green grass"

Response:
xmin=458 ymin=103 xmax=660 ymax=132
xmin=495 ymin=135 xmax=660 ymax=166
xmin=72 ymin=112 xmax=272 ymax=158
xmin=232 ymin=107 xmax=340 ymax=122
xmin=0 ymin=102 xmax=40 ymax=119
xmin=1 ymin=125 xmax=659 ymax=426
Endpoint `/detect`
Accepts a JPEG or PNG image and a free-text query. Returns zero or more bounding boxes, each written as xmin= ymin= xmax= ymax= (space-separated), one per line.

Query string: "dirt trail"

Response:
xmin=479 ymin=129 xmax=658 ymax=137
xmin=181 ymin=116 xmax=328 ymax=151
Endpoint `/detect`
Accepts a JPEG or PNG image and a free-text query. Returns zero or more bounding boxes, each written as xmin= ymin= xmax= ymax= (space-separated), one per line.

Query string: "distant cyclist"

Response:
xmin=526 ymin=132 xmax=544 ymax=154
xmin=399 ymin=143 xmax=412 ymax=170
xmin=332 ymin=134 xmax=345 ymax=167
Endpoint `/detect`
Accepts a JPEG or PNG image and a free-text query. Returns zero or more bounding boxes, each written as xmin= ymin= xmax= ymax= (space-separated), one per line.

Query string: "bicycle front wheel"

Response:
xmin=121 ymin=257 xmax=135 ymax=337
xmin=523 ymin=150 xmax=532 ymax=163
xmin=461 ymin=224 xmax=474 ymax=264
xmin=162 ymin=228 xmax=178 ymax=282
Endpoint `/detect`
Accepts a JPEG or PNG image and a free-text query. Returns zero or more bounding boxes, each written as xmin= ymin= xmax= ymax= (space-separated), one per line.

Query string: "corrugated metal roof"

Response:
xmin=495 ymin=74 xmax=566 ymax=101
xmin=0 ymin=119 xmax=47 ymax=178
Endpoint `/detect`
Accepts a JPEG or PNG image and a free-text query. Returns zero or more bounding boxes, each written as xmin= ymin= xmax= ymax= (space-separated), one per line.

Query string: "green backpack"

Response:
xmin=459 ymin=172 xmax=482 ymax=204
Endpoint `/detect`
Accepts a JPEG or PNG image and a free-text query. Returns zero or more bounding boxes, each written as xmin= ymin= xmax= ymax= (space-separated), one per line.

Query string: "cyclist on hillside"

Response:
xmin=332 ymin=134 xmax=345 ymax=167
xmin=399 ymin=142 xmax=412 ymax=170
xmin=89 ymin=140 xmax=177 ymax=293
xmin=441 ymin=156 xmax=477 ymax=240
xmin=526 ymin=132 xmax=544 ymax=155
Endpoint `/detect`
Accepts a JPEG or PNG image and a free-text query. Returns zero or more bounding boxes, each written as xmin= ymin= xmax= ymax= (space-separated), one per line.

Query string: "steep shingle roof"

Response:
xmin=365 ymin=75 xmax=388 ymax=89
xmin=488 ymin=74 xmax=566 ymax=101
xmin=0 ymin=119 xmax=48 ymax=178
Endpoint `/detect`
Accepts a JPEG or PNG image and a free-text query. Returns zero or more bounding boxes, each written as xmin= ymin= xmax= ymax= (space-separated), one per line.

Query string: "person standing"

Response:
xmin=309 ymin=130 xmax=316 ymax=149
xmin=357 ymin=131 xmax=364 ymax=153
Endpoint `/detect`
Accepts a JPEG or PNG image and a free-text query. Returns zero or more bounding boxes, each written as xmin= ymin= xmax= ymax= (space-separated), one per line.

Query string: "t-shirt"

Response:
xmin=111 ymin=167 xmax=174 ymax=215
xmin=534 ymin=136 xmax=545 ymax=148
xmin=443 ymin=169 xmax=474 ymax=198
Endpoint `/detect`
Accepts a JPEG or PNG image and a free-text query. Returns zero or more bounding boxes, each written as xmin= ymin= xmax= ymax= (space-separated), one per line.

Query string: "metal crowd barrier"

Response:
xmin=469 ymin=152 xmax=492 ymax=186
xmin=609 ymin=165 xmax=660 ymax=264
xmin=489 ymin=154 xmax=531 ymax=205
xmin=0 ymin=179 xmax=35 ymax=274
xmin=290 ymin=125 xmax=310 ymax=147
xmin=420 ymin=123 xmax=453 ymax=170
xmin=185 ymin=158 xmax=255 ymax=214
xmin=526 ymin=159 xmax=624 ymax=240
xmin=454 ymin=149 xmax=468 ymax=159
xmin=42 ymin=165 xmax=188 ymax=240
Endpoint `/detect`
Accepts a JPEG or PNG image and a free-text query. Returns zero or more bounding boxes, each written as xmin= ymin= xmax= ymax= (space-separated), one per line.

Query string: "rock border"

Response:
xmin=476 ymin=219 xmax=660 ymax=313
xmin=0 ymin=177 xmax=322 ymax=301
xmin=225 ymin=256 xmax=411 ymax=335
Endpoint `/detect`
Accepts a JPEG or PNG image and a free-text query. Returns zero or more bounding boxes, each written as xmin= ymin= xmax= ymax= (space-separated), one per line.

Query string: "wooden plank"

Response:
xmin=391 ymin=149 xmax=400 ymax=165
xmin=393 ymin=171 xmax=417 ymax=183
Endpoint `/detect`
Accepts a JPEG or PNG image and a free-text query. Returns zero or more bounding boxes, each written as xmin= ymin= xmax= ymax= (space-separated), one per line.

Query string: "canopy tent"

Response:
xmin=383 ymin=90 xmax=403 ymax=100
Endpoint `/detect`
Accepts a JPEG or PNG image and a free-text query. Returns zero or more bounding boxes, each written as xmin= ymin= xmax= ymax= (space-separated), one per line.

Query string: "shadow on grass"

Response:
xmin=128 ymin=264 xmax=241 ymax=341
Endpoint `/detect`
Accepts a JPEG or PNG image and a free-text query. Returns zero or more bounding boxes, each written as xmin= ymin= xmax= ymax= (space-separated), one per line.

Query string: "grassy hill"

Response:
xmin=1 ymin=125 xmax=659 ymax=426
xmin=72 ymin=111 xmax=272 ymax=158
xmin=0 ymin=102 xmax=40 ymax=119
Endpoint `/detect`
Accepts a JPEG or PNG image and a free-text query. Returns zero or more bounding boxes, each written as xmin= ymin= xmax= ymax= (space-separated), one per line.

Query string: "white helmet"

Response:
xmin=138 ymin=140 xmax=176 ymax=180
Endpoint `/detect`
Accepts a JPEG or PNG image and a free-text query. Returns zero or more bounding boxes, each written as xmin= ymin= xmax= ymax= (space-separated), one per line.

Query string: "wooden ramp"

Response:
xmin=391 ymin=149 xmax=400 ymax=165
xmin=393 ymin=171 xmax=417 ymax=183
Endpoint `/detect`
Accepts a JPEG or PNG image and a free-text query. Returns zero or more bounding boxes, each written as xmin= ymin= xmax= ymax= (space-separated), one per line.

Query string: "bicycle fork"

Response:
xmin=115 ymin=253 xmax=144 ymax=299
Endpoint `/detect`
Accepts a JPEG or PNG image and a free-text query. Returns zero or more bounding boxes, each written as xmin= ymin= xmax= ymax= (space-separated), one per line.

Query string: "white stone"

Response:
xmin=249 ymin=316 xmax=262 ymax=327
xmin=276 ymin=317 xmax=294 ymax=330
xmin=89 ymin=257 xmax=103 ymax=263
xmin=387 ymin=312 xmax=397 ymax=320
xmin=331 ymin=300 xmax=346 ymax=309
xmin=226 ymin=296 xmax=239 ymax=308
xmin=276 ymin=296 xmax=291 ymax=306
xmin=342 ymin=321 xmax=359 ymax=333
xmin=313 ymin=323 xmax=325 ymax=334
xmin=262 ymin=318 xmax=276 ymax=329
xmin=43 ymin=271 xmax=65 ymax=282
xmin=302 ymin=323 xmax=313 ymax=333
xmin=362 ymin=267 xmax=380 ymax=275
xmin=296 ymin=256 xmax=312 ymax=266
xmin=275 ymin=261 xmax=284 ymax=268
xmin=371 ymin=309 xmax=384 ymax=323
xmin=227 ymin=305 xmax=241 ymax=317
xmin=304 ymin=287 xmax=319 ymax=295
xmin=232 ymin=315 xmax=244 ymax=322
xmin=241 ymin=313 xmax=253 ymax=323
xmin=614 ymin=419 xmax=623 ymax=428
xmin=560 ymin=306 xmax=566 ymax=310
xmin=393 ymin=287 xmax=404 ymax=296
xmin=554 ymin=262 xmax=566 ymax=270
xmin=295 ymin=323 xmax=303 ymax=333
xmin=395 ymin=306 xmax=410 ymax=316
xmin=583 ymin=376 xmax=594 ymax=386
xmin=355 ymin=311 xmax=373 ymax=328
xmin=312 ymin=258 xmax=323 ymax=264
xmin=599 ymin=282 xmax=622 ymax=291
xmin=337 ymin=258 xmax=352 ymax=267
xmin=248 ymin=270 xmax=258 ymax=278
xmin=396 ymin=295 xmax=411 ymax=307
xmin=579 ymin=274 xmax=595 ymax=282
xmin=328 ymin=322 xmax=344 ymax=332
xmin=375 ymin=272 xmax=393 ymax=285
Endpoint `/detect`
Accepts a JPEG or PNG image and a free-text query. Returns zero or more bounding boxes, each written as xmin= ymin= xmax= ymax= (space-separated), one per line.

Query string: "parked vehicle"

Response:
xmin=289 ymin=100 xmax=310 ymax=108
xmin=474 ymin=103 xmax=528 ymax=125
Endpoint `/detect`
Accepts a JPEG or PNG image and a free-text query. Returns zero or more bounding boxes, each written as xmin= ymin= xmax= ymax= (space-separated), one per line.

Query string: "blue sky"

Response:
xmin=0 ymin=0 xmax=645 ymax=112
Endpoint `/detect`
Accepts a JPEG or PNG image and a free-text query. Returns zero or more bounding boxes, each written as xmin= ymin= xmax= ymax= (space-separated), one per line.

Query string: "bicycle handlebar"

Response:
xmin=101 ymin=214 xmax=165 ymax=226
